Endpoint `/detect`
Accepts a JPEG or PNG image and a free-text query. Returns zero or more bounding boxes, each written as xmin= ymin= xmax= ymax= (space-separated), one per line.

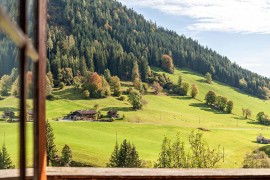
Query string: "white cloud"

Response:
xmin=118 ymin=0 xmax=270 ymax=34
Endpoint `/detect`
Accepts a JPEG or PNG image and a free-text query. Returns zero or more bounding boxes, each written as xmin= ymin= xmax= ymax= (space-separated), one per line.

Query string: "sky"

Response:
xmin=118 ymin=0 xmax=270 ymax=78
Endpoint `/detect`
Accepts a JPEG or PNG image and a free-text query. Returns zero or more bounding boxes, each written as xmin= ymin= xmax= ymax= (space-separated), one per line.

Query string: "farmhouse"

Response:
xmin=2 ymin=110 xmax=15 ymax=119
xmin=107 ymin=110 xmax=119 ymax=118
xmin=66 ymin=110 xmax=97 ymax=120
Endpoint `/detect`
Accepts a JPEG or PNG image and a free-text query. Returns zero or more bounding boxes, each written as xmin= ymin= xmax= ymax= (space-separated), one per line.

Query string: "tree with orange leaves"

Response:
xmin=83 ymin=72 xmax=102 ymax=98
xmin=161 ymin=54 xmax=174 ymax=74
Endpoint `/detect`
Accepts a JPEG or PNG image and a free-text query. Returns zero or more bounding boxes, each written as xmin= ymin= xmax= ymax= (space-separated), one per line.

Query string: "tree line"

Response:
xmin=107 ymin=131 xmax=223 ymax=168
xmin=1 ymin=0 xmax=270 ymax=100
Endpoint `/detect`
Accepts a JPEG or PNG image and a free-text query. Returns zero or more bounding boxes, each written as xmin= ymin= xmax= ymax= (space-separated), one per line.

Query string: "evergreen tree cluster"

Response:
xmin=107 ymin=139 xmax=141 ymax=168
xmin=1 ymin=0 xmax=270 ymax=99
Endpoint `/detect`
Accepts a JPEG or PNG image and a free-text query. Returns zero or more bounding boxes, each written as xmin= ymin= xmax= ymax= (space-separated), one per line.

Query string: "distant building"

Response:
xmin=107 ymin=110 xmax=119 ymax=118
xmin=66 ymin=110 xmax=97 ymax=120
xmin=27 ymin=110 xmax=33 ymax=121
xmin=257 ymin=135 xmax=270 ymax=144
xmin=2 ymin=110 xmax=15 ymax=119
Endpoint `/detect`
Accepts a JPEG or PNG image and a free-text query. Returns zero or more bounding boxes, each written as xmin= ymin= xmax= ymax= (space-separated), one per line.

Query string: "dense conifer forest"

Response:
xmin=1 ymin=0 xmax=270 ymax=99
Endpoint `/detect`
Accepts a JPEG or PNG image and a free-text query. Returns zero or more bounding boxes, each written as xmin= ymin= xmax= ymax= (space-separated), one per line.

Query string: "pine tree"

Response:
xmin=127 ymin=144 xmax=141 ymax=167
xmin=155 ymin=136 xmax=172 ymax=168
xmin=107 ymin=142 xmax=119 ymax=167
xmin=60 ymin=145 xmax=72 ymax=167
xmin=131 ymin=61 xmax=140 ymax=81
xmin=104 ymin=69 xmax=112 ymax=82
xmin=0 ymin=144 xmax=15 ymax=169
xmin=205 ymin=72 xmax=212 ymax=84
xmin=46 ymin=121 xmax=58 ymax=166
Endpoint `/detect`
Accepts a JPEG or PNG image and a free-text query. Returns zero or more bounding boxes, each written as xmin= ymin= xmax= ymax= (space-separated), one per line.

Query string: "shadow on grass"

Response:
xmin=232 ymin=117 xmax=246 ymax=120
xmin=70 ymin=161 xmax=95 ymax=167
xmin=189 ymin=103 xmax=226 ymax=114
xmin=251 ymin=140 xmax=259 ymax=144
xmin=52 ymin=87 xmax=83 ymax=100
xmin=101 ymin=107 xmax=132 ymax=112
xmin=196 ymin=79 xmax=206 ymax=83
xmin=246 ymin=121 xmax=267 ymax=126
xmin=170 ymin=96 xmax=192 ymax=100
xmin=181 ymin=71 xmax=200 ymax=76
xmin=0 ymin=107 xmax=19 ymax=112
xmin=121 ymin=82 xmax=133 ymax=88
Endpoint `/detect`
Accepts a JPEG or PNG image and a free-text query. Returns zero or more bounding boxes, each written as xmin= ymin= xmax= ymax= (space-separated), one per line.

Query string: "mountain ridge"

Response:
xmin=0 ymin=0 xmax=269 ymax=99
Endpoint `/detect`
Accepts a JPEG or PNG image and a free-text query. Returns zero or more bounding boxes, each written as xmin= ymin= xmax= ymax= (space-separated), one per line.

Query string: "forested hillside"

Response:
xmin=1 ymin=0 xmax=270 ymax=99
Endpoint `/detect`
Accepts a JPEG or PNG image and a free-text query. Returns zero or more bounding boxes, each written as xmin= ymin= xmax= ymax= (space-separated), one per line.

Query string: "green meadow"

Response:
xmin=1 ymin=67 xmax=270 ymax=168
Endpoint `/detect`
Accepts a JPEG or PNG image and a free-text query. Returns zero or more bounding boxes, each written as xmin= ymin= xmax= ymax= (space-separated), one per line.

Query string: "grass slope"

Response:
xmin=1 ymin=67 xmax=270 ymax=168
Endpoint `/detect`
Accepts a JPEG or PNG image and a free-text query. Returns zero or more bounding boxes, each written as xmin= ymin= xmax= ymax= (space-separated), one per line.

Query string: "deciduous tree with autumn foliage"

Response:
xmin=161 ymin=54 xmax=174 ymax=74
xmin=83 ymin=72 xmax=102 ymax=98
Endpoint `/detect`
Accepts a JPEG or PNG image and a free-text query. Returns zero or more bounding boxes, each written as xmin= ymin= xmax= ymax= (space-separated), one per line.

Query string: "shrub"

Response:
xmin=243 ymin=150 xmax=270 ymax=168
xmin=190 ymin=84 xmax=199 ymax=98
xmin=153 ymin=82 xmax=163 ymax=95
xmin=83 ymin=90 xmax=90 ymax=99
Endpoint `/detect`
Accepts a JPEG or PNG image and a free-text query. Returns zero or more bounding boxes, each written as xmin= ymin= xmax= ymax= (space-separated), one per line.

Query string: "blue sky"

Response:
xmin=118 ymin=0 xmax=270 ymax=78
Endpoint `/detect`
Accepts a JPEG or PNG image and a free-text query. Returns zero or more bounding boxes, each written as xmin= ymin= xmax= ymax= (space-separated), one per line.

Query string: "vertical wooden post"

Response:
xmin=19 ymin=0 xmax=27 ymax=179
xmin=33 ymin=0 xmax=47 ymax=179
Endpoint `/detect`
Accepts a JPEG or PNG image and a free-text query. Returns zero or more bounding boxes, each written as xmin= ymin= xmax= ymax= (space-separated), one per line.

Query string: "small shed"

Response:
xmin=107 ymin=110 xmax=119 ymax=118
xmin=257 ymin=135 xmax=270 ymax=144
xmin=2 ymin=110 xmax=15 ymax=119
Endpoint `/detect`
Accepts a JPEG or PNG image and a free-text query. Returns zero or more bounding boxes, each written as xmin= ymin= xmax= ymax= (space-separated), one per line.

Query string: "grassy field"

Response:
xmin=1 ymin=67 xmax=270 ymax=168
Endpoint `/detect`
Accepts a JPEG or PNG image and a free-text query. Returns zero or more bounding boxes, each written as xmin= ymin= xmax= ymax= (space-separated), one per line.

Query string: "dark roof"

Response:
xmin=75 ymin=110 xmax=97 ymax=115
xmin=3 ymin=110 xmax=14 ymax=114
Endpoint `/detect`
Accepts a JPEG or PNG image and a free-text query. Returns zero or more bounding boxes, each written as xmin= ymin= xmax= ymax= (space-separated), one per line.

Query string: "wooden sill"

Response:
xmin=1 ymin=168 xmax=270 ymax=179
